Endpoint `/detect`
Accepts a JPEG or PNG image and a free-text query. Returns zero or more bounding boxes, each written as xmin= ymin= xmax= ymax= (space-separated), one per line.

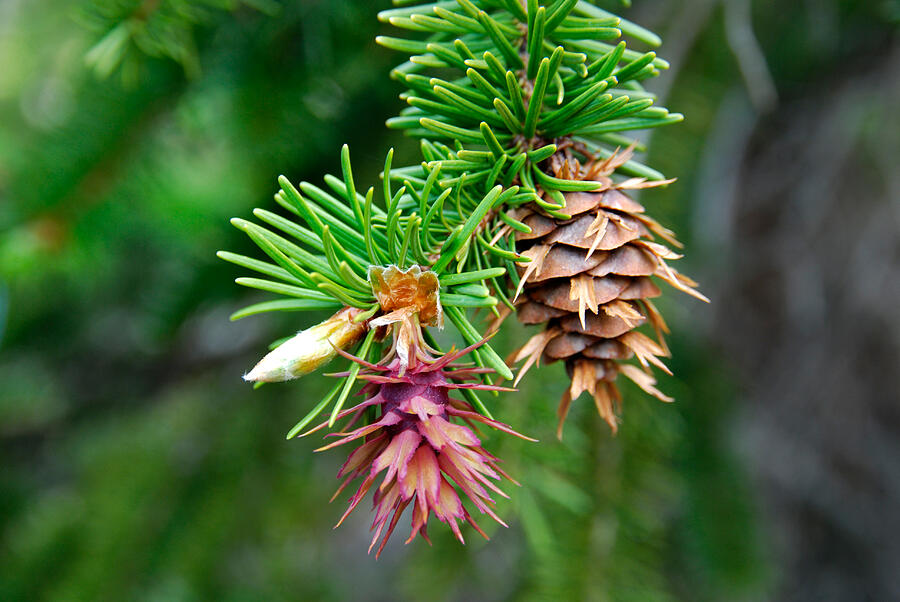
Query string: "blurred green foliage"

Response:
xmin=1 ymin=0 xmax=892 ymax=600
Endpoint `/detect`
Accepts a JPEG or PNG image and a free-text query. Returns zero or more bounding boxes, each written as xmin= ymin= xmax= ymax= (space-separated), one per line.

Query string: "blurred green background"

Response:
xmin=1 ymin=1 xmax=897 ymax=600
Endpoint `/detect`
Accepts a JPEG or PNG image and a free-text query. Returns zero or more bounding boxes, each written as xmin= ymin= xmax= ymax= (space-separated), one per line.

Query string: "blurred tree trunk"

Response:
xmin=709 ymin=38 xmax=900 ymax=602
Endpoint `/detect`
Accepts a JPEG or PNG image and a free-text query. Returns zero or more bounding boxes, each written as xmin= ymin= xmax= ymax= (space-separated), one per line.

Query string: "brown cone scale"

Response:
xmin=507 ymin=148 xmax=709 ymax=437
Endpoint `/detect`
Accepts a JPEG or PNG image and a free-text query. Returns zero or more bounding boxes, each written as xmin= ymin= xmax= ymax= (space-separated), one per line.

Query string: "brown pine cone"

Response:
xmin=508 ymin=148 xmax=708 ymax=437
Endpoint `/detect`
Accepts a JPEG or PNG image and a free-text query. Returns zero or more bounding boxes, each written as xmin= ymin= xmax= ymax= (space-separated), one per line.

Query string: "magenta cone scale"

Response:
xmin=304 ymin=343 xmax=533 ymax=558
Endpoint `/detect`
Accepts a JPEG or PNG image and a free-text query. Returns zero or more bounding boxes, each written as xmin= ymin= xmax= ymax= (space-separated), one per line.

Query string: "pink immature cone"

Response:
xmin=305 ymin=343 xmax=534 ymax=558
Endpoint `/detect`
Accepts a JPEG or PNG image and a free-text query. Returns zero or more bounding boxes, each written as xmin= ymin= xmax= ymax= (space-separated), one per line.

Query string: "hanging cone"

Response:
xmin=508 ymin=146 xmax=709 ymax=438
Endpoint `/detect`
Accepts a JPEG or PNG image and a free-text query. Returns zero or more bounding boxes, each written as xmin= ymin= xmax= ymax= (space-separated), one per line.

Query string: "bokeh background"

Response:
xmin=1 ymin=1 xmax=897 ymax=600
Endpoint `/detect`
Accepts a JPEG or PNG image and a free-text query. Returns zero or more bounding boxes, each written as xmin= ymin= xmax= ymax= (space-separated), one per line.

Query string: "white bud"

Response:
xmin=243 ymin=308 xmax=366 ymax=383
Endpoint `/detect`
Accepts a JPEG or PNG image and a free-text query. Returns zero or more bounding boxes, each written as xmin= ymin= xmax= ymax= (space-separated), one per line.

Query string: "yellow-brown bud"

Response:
xmin=368 ymin=265 xmax=442 ymax=327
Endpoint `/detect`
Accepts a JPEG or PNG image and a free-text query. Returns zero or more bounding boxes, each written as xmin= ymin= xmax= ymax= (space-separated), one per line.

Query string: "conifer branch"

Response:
xmin=220 ymin=0 xmax=703 ymax=552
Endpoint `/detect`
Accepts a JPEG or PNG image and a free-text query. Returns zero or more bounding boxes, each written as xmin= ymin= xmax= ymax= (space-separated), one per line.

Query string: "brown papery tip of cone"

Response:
xmin=369 ymin=265 xmax=441 ymax=327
